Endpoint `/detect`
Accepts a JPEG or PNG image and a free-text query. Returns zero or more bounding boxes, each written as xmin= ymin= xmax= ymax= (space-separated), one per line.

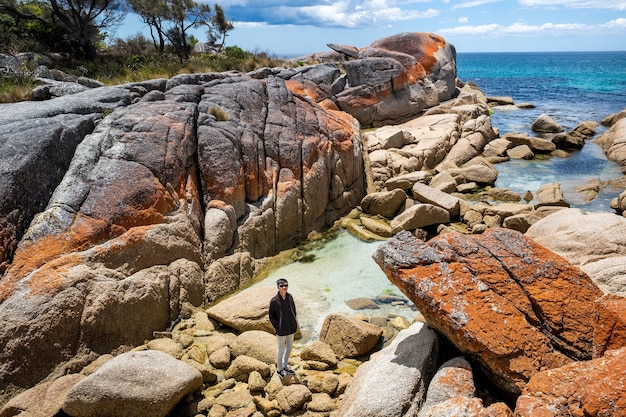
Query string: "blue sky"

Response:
xmin=113 ymin=0 xmax=626 ymax=57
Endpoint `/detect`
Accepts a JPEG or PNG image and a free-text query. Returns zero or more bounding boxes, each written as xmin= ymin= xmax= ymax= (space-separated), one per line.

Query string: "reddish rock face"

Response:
xmin=515 ymin=347 xmax=626 ymax=417
xmin=593 ymin=294 xmax=626 ymax=357
xmin=369 ymin=32 xmax=449 ymax=73
xmin=336 ymin=32 xmax=457 ymax=127
xmin=373 ymin=228 xmax=603 ymax=394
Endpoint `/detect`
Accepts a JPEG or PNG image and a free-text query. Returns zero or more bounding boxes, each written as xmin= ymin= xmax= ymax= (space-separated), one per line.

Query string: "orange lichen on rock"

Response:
xmin=417 ymin=33 xmax=447 ymax=73
xmin=28 ymin=253 xmax=84 ymax=297
xmin=285 ymin=79 xmax=323 ymax=103
xmin=373 ymin=228 xmax=604 ymax=395
xmin=516 ymin=347 xmax=626 ymax=417
xmin=593 ymin=294 xmax=626 ymax=357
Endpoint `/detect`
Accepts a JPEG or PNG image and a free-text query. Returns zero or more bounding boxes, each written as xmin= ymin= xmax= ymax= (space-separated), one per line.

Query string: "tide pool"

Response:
xmin=247 ymin=229 xmax=417 ymax=343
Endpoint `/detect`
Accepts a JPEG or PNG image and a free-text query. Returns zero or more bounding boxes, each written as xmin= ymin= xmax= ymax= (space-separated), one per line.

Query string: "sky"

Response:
xmin=113 ymin=0 xmax=626 ymax=58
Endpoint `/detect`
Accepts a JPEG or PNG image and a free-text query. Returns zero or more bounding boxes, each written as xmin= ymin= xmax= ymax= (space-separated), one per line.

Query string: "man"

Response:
xmin=268 ymin=278 xmax=298 ymax=377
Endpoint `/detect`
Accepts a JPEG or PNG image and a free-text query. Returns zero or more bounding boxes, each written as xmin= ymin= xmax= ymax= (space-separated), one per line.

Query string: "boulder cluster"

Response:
xmin=340 ymin=82 xmax=611 ymax=242
xmin=373 ymin=227 xmax=626 ymax=416
xmin=0 ymin=284 xmax=415 ymax=417
xmin=2 ymin=30 xmax=626 ymax=417
xmin=0 ymin=31 xmax=456 ymax=407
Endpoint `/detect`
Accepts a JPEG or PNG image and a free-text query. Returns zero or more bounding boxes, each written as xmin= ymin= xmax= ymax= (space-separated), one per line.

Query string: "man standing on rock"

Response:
xmin=269 ymin=278 xmax=298 ymax=377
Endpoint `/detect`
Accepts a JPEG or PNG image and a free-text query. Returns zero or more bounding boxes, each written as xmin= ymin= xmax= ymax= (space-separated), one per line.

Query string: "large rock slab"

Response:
xmin=319 ymin=313 xmax=383 ymax=358
xmin=336 ymin=32 xmax=457 ymax=126
xmin=0 ymin=97 xmax=205 ymax=403
xmin=331 ymin=322 xmax=439 ymax=417
xmin=206 ymin=286 xmax=278 ymax=333
xmin=514 ymin=347 xmax=626 ymax=417
xmin=198 ymin=73 xmax=364 ymax=300
xmin=0 ymin=87 xmax=133 ymax=271
xmin=373 ymin=228 xmax=604 ymax=395
xmin=62 ymin=350 xmax=203 ymax=417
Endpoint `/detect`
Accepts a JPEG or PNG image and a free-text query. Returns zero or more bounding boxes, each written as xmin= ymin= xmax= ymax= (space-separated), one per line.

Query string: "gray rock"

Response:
xmin=526 ymin=208 xmax=626 ymax=267
xmin=231 ymin=330 xmax=277 ymax=364
xmin=552 ymin=132 xmax=585 ymax=150
xmin=62 ymin=350 xmax=203 ymax=417
xmin=0 ymin=374 xmax=84 ymax=417
xmin=483 ymin=138 xmax=512 ymax=158
xmin=596 ymin=118 xmax=626 ymax=170
xmin=327 ymin=43 xmax=359 ymax=58
xmin=411 ymin=183 xmax=460 ymax=217
xmin=225 ymin=355 xmax=271 ymax=382
xmin=535 ymin=182 xmax=570 ymax=208
xmin=360 ymin=189 xmax=407 ymax=218
xmin=300 ymin=341 xmax=338 ymax=367
xmin=206 ymin=286 xmax=277 ymax=333
xmin=319 ymin=313 xmax=382 ymax=358
xmin=446 ymin=157 xmax=498 ymax=186
xmin=276 ymin=384 xmax=312 ymax=414
xmin=332 ymin=322 xmax=439 ymax=417
xmin=385 ymin=171 xmax=433 ymax=191
xmin=390 ymin=203 xmax=451 ymax=231
xmin=345 ymin=297 xmax=380 ymax=310
xmin=530 ymin=113 xmax=564 ymax=133
xmin=507 ymin=144 xmax=535 ymax=159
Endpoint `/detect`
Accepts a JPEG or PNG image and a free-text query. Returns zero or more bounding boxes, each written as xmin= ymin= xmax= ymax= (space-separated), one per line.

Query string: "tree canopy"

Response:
xmin=0 ymin=0 xmax=234 ymax=60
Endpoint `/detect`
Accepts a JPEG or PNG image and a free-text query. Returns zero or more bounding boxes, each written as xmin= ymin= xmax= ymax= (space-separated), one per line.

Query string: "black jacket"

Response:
xmin=269 ymin=292 xmax=297 ymax=336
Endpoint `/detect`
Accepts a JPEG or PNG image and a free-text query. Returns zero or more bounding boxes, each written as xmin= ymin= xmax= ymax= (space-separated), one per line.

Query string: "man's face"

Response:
xmin=278 ymin=282 xmax=288 ymax=296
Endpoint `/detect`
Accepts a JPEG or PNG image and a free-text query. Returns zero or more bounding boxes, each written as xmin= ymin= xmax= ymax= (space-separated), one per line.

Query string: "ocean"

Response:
xmin=456 ymin=51 xmax=626 ymax=212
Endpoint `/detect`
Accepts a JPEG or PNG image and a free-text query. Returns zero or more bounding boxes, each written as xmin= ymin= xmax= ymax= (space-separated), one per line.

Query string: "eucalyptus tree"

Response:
xmin=126 ymin=0 xmax=168 ymax=52
xmin=129 ymin=0 xmax=211 ymax=62
xmin=47 ymin=0 xmax=126 ymax=59
xmin=207 ymin=4 xmax=232 ymax=52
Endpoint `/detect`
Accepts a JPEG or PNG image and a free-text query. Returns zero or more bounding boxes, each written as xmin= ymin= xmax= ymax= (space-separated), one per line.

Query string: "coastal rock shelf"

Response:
xmin=1 ymin=31 xmax=626 ymax=416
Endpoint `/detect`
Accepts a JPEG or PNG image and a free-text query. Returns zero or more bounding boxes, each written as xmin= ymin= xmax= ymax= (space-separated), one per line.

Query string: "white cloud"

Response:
xmin=291 ymin=0 xmax=440 ymax=28
xmin=452 ymin=0 xmax=502 ymax=10
xmin=440 ymin=19 xmax=621 ymax=36
xmin=458 ymin=16 xmax=469 ymax=23
xmin=234 ymin=21 xmax=271 ymax=29
xmin=518 ymin=0 xmax=626 ymax=11
xmin=441 ymin=23 xmax=500 ymax=35
xmin=602 ymin=18 xmax=626 ymax=29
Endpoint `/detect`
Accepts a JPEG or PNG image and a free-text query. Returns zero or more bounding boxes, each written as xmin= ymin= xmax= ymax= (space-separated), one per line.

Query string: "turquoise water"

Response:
xmin=456 ymin=51 xmax=626 ymax=211
xmin=248 ymin=230 xmax=416 ymax=342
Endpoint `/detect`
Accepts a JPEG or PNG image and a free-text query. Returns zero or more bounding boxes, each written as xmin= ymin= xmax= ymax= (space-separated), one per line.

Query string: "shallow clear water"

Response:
xmin=457 ymin=51 xmax=626 ymax=212
xmin=248 ymin=230 xmax=416 ymax=342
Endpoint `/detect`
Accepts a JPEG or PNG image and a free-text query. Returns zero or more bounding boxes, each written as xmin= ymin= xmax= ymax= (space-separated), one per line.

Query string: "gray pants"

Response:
xmin=276 ymin=334 xmax=294 ymax=371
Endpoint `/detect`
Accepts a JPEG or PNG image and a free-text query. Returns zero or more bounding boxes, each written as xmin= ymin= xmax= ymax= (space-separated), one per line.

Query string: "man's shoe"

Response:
xmin=277 ymin=369 xmax=287 ymax=377
xmin=285 ymin=367 xmax=295 ymax=374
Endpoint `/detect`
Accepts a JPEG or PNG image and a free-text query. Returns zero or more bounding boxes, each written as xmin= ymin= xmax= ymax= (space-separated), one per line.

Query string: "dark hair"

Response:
xmin=276 ymin=278 xmax=288 ymax=286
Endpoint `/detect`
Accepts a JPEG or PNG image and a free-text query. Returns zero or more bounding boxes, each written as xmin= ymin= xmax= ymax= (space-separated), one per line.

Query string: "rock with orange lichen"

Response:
xmin=514 ymin=347 xmax=626 ymax=417
xmin=0 ymin=87 xmax=133 ymax=273
xmin=197 ymin=71 xmax=365 ymax=301
xmin=0 ymin=99 xmax=205 ymax=404
xmin=0 ymin=62 xmax=366 ymax=406
xmin=373 ymin=228 xmax=604 ymax=395
xmin=418 ymin=357 xmax=513 ymax=417
xmin=336 ymin=32 xmax=457 ymax=127
xmin=592 ymin=294 xmax=626 ymax=358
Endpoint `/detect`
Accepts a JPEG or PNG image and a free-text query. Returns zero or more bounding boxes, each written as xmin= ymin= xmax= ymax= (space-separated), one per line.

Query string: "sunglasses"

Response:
xmin=279 ymin=284 xmax=288 ymax=288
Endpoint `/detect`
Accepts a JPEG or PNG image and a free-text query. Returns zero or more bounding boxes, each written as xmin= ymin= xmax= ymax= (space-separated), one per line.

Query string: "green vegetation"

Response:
xmin=0 ymin=1 xmax=295 ymax=102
